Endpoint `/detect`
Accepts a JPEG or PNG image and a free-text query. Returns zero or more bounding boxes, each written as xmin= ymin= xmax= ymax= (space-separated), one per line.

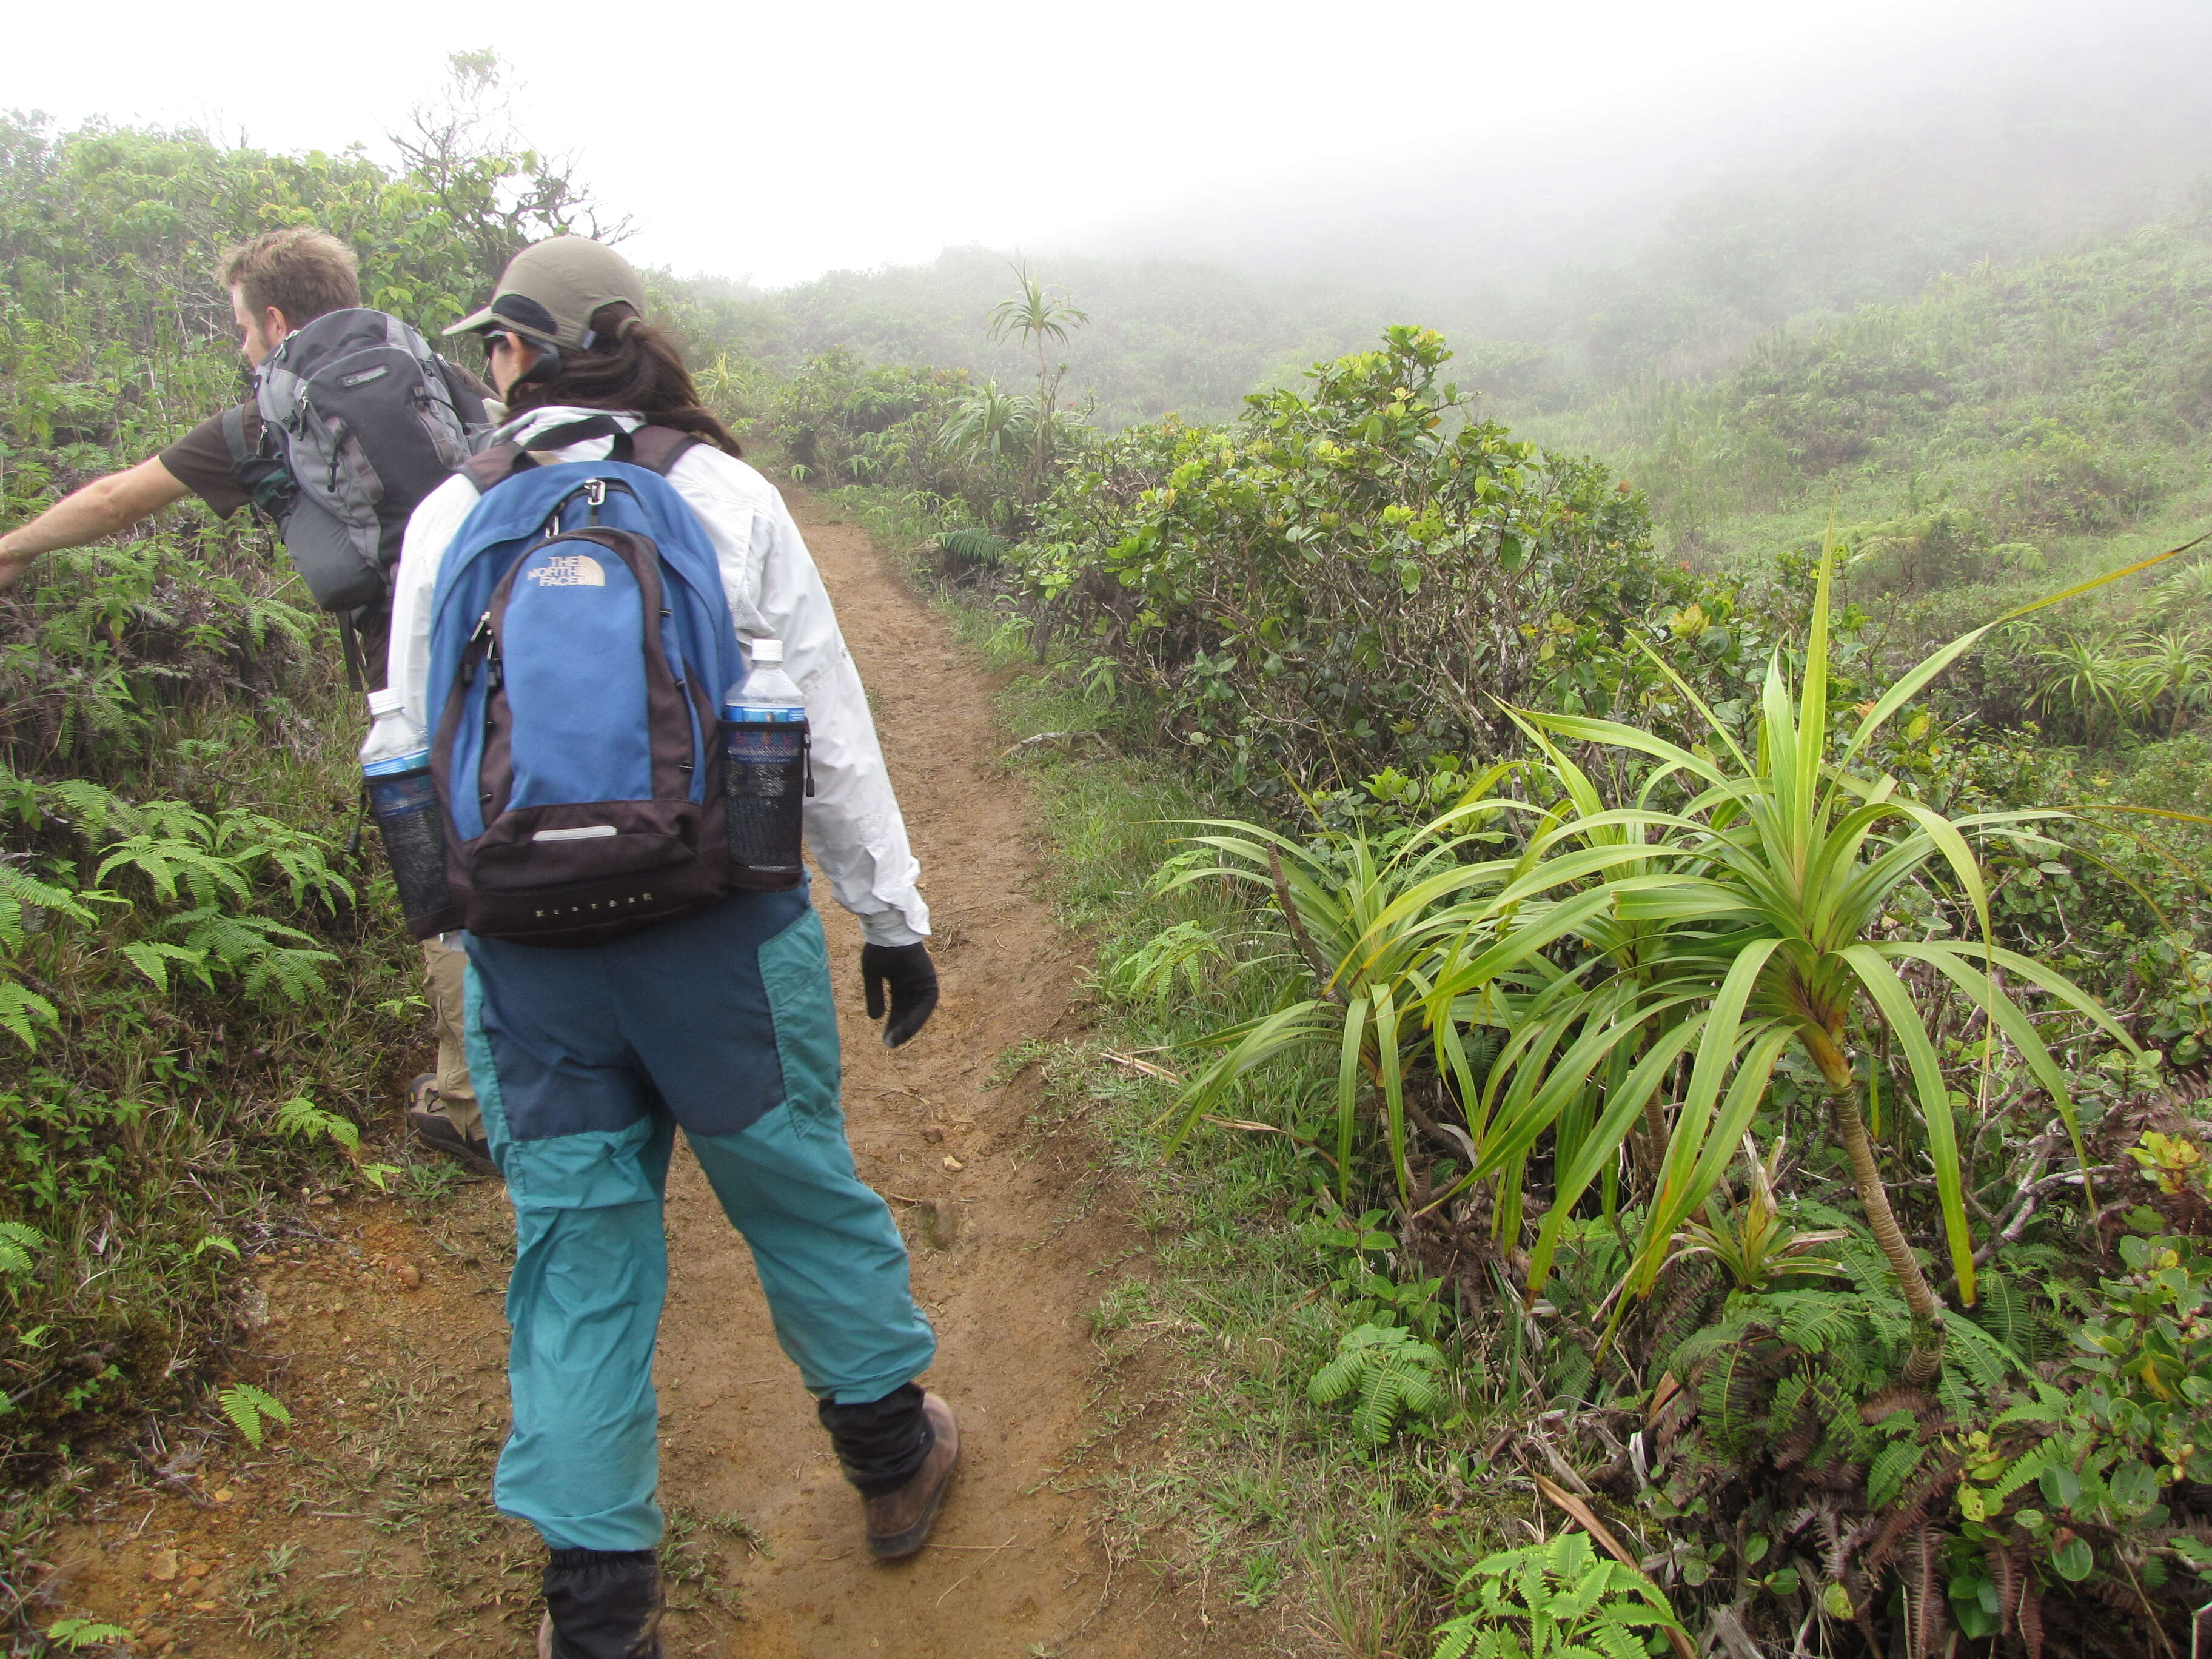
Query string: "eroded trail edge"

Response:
xmin=47 ymin=491 xmax=1191 ymax=1659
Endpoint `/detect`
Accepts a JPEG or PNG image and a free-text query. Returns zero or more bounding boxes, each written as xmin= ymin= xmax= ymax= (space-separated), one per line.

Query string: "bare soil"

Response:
xmin=37 ymin=491 xmax=1222 ymax=1658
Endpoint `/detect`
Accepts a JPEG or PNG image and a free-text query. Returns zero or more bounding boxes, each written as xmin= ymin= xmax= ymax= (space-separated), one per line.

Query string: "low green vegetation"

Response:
xmin=843 ymin=223 xmax=2212 ymax=1647
xmin=0 ymin=95 xmax=768 ymax=1643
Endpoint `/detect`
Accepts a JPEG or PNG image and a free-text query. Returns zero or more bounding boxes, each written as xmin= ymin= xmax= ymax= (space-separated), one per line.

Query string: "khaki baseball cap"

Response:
xmin=446 ymin=236 xmax=648 ymax=351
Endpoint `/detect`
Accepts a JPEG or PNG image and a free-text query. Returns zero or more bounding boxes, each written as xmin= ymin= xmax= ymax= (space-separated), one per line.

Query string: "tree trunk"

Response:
xmin=1829 ymin=1082 xmax=1946 ymax=1384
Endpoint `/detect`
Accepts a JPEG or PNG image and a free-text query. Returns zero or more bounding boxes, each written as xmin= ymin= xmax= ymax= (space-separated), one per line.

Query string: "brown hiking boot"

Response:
xmin=407 ymin=1076 xmax=497 ymax=1178
xmin=864 ymin=1392 xmax=959 ymax=1560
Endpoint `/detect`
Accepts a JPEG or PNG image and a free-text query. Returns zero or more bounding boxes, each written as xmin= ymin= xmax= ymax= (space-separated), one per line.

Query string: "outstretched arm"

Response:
xmin=0 ymin=457 xmax=193 ymax=589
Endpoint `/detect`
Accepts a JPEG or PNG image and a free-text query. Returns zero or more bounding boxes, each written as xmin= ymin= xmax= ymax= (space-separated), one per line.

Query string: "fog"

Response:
xmin=8 ymin=0 xmax=2208 ymax=299
xmin=1059 ymin=2 xmax=2212 ymax=313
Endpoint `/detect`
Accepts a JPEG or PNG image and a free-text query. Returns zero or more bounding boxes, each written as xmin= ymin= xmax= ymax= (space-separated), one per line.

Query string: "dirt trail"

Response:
xmin=44 ymin=492 xmax=1209 ymax=1658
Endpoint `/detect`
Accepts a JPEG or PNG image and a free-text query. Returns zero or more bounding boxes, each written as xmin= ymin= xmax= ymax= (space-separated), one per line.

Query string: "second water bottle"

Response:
xmin=362 ymin=686 xmax=457 ymax=936
xmin=722 ymin=638 xmax=810 ymax=889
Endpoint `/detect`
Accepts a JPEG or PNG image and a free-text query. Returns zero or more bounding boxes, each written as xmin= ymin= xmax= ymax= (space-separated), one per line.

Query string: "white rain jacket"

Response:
xmin=376 ymin=406 xmax=929 ymax=946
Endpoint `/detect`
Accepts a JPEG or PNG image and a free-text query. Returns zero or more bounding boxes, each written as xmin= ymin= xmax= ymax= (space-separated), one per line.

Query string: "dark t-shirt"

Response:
xmin=158 ymin=403 xmax=260 ymax=517
xmin=155 ymin=360 xmax=497 ymax=518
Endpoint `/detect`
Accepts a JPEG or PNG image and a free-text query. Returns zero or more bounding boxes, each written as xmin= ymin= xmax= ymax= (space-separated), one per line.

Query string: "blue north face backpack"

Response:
xmin=424 ymin=418 xmax=746 ymax=946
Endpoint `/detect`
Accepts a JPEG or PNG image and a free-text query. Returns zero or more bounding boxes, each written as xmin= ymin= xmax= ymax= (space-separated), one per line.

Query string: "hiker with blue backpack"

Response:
xmin=0 ymin=226 xmax=500 ymax=1175
xmin=370 ymin=236 xmax=954 ymax=1659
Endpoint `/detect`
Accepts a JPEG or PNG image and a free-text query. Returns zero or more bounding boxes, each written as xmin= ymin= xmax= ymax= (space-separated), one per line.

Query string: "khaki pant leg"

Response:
xmin=421 ymin=936 xmax=483 ymax=1140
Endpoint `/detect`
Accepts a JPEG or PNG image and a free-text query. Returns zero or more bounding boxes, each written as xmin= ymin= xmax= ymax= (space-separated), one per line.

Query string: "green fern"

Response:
xmin=1432 ymin=1532 xmax=1683 ymax=1659
xmin=0 ymin=977 xmax=58 ymax=1050
xmin=1972 ymin=1272 xmax=2035 ymax=1355
xmin=275 ymin=1096 xmax=361 ymax=1158
xmin=1867 ymin=1439 xmax=1928 ymax=1509
xmin=1989 ymin=1445 xmax=2051 ymax=1503
xmin=119 ymin=939 xmax=211 ymax=993
xmin=0 ymin=1221 xmax=47 ymax=1279
xmin=0 ymin=859 xmax=97 ymax=942
xmin=1770 ymin=1290 xmax=1875 ymax=1356
xmin=216 ymin=1382 xmax=292 ymax=1449
xmin=1944 ymin=1307 xmax=2025 ymax=1393
xmin=96 ymin=830 xmax=249 ymax=907
xmin=42 ymin=1618 xmax=132 ymax=1652
xmin=1692 ymin=1334 xmax=1778 ymax=1453
xmin=1308 ymin=1323 xmax=1446 ymax=1448
xmin=207 ymin=810 xmax=353 ymax=908
xmin=1107 ymin=919 xmax=1233 ymax=1007
xmin=38 ymin=777 xmax=144 ymax=839
xmin=933 ymin=528 xmax=1009 ymax=570
xmin=169 ymin=908 xmax=337 ymax=1003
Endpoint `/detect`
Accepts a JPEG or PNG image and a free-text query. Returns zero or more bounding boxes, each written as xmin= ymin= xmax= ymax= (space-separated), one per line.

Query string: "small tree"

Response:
xmin=987 ymin=264 xmax=1087 ymax=484
xmin=391 ymin=50 xmax=632 ymax=292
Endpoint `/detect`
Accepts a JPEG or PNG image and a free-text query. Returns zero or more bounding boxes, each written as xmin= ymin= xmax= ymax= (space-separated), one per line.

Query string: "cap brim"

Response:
xmin=444 ymin=306 xmax=500 ymax=338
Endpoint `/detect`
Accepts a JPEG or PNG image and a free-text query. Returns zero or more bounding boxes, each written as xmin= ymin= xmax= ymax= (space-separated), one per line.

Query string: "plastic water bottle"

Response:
xmin=361 ymin=688 xmax=453 ymax=931
xmin=722 ymin=639 xmax=810 ymax=887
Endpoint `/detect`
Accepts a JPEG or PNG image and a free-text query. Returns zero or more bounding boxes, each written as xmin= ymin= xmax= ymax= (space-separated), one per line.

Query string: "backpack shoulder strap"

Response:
xmin=629 ymin=425 xmax=703 ymax=478
xmin=432 ymin=355 xmax=490 ymax=427
xmin=218 ymin=403 xmax=253 ymax=465
xmin=461 ymin=419 xmax=702 ymax=496
xmin=461 ymin=443 xmax=531 ymax=494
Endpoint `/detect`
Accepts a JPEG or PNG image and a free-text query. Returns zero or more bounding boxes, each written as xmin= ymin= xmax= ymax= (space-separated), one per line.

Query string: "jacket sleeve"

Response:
xmin=380 ymin=474 xmax=479 ymax=746
xmin=749 ymin=489 xmax=931 ymax=945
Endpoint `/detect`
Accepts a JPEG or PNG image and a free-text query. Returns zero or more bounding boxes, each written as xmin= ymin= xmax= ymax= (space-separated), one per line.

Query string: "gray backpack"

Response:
xmin=223 ymin=308 xmax=489 ymax=614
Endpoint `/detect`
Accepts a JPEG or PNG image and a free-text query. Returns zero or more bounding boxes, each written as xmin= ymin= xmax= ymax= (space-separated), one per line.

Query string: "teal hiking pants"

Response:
xmin=461 ymin=885 xmax=938 ymax=1553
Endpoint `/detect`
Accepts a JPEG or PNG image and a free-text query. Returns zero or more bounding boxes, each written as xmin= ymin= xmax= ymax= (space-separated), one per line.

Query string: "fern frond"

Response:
xmin=1944 ymin=1308 xmax=2025 ymax=1393
xmin=1307 ymin=1324 xmax=1445 ymax=1446
xmin=40 ymin=777 xmax=141 ymax=839
xmin=119 ymin=940 xmax=209 ymax=993
xmin=1868 ymin=1439 xmax=1928 ymax=1510
xmin=1990 ymin=1447 xmax=2049 ymax=1504
xmin=1353 ymin=1367 xmax=1404 ymax=1447
xmin=0 ymin=860 xmax=96 ymax=943
xmin=216 ymin=1382 xmax=290 ymax=1449
xmin=0 ymin=975 xmax=57 ymax=1050
xmin=275 ymin=1096 xmax=361 ymax=1157
xmin=0 ymin=1221 xmax=47 ymax=1278
xmin=1769 ymin=1290 xmax=1869 ymax=1354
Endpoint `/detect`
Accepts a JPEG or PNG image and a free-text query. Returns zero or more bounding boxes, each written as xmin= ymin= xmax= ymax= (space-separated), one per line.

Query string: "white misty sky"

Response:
xmin=0 ymin=0 xmax=2163 ymax=289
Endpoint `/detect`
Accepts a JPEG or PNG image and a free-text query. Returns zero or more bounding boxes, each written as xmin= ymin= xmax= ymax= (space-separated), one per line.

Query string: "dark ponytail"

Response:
xmin=506 ymin=301 xmax=743 ymax=457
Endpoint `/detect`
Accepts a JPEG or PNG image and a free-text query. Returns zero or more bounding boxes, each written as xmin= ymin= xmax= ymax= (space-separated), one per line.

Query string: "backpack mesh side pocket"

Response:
xmin=723 ymin=719 xmax=808 ymax=891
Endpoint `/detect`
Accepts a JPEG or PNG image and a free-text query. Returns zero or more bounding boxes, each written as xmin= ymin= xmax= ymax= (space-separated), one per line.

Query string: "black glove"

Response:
xmin=861 ymin=942 xmax=939 ymax=1049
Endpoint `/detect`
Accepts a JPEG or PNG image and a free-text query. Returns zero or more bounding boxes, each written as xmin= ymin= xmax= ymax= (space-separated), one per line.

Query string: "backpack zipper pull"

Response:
xmin=586 ymin=478 xmax=607 ymax=526
xmin=460 ymin=610 xmax=493 ymax=686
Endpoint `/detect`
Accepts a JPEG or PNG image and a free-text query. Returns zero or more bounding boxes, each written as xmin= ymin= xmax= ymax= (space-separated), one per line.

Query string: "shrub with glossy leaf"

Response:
xmin=1017 ymin=326 xmax=1677 ymax=793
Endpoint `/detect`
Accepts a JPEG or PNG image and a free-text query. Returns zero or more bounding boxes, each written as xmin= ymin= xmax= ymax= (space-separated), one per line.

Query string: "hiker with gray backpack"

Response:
xmin=0 ymin=226 xmax=501 ymax=1173
xmin=373 ymin=236 xmax=954 ymax=1659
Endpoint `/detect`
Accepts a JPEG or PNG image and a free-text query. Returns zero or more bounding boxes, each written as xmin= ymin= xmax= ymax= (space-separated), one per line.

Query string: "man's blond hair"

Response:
xmin=218 ymin=228 xmax=361 ymax=325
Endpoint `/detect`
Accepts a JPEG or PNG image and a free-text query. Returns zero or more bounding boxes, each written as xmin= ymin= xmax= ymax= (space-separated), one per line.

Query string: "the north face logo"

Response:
xmin=528 ymin=554 xmax=606 ymax=588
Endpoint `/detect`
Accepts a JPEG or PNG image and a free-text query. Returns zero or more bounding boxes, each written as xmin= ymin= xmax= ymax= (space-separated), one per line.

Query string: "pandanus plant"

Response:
xmin=1162 ymin=537 xmax=2197 ymax=1382
xmin=1438 ymin=549 xmax=2142 ymax=1378
xmin=1158 ymin=779 xmax=1537 ymax=1194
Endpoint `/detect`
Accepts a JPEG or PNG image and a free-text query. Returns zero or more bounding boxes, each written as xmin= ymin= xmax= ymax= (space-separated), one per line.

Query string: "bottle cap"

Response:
xmin=367 ymin=688 xmax=406 ymax=717
xmin=749 ymin=638 xmax=785 ymax=665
